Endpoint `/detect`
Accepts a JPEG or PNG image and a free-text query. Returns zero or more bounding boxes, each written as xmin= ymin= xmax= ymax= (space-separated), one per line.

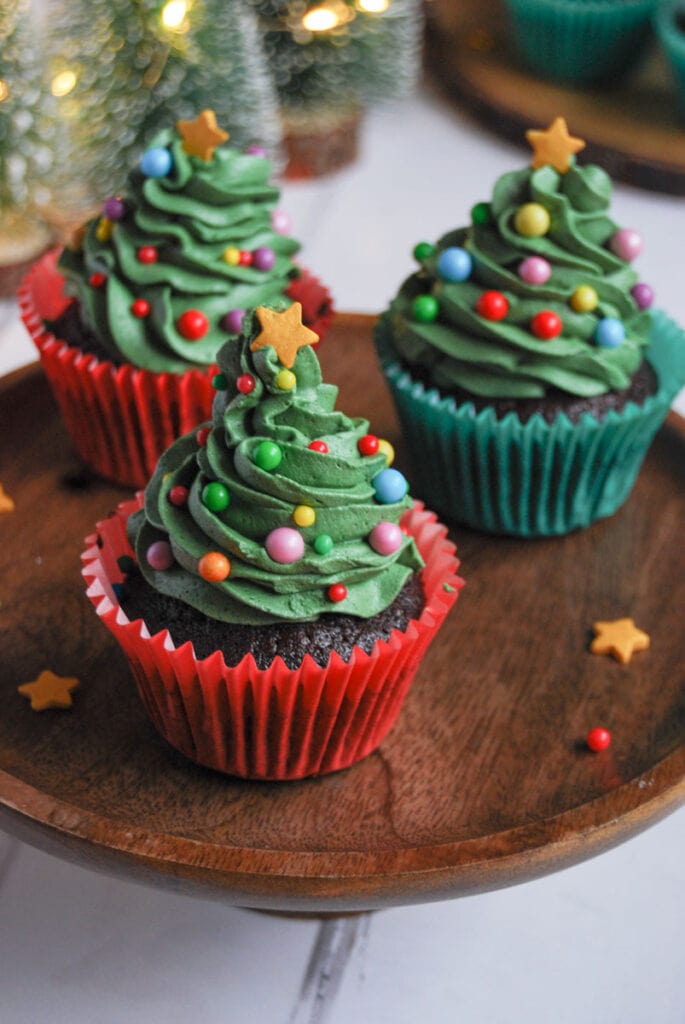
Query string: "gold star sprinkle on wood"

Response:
xmin=0 ymin=484 xmax=15 ymax=513
xmin=525 ymin=117 xmax=586 ymax=174
xmin=590 ymin=618 xmax=650 ymax=665
xmin=18 ymin=670 xmax=80 ymax=711
xmin=176 ymin=109 xmax=229 ymax=161
xmin=250 ymin=303 xmax=319 ymax=369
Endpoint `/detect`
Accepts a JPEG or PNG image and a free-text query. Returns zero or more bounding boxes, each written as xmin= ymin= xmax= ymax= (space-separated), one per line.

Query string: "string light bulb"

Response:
xmin=161 ymin=0 xmax=190 ymax=31
xmin=356 ymin=0 xmax=390 ymax=11
xmin=0 ymin=80 xmax=9 ymax=102
xmin=51 ymin=70 xmax=77 ymax=97
xmin=302 ymin=1 xmax=353 ymax=32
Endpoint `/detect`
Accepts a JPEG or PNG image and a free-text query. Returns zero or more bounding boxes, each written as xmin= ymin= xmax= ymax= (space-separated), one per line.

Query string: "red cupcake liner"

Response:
xmin=82 ymin=497 xmax=463 ymax=780
xmin=18 ymin=251 xmax=334 ymax=490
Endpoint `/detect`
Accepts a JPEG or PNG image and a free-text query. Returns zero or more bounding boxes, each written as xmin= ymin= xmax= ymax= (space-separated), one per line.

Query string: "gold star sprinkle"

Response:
xmin=176 ymin=109 xmax=229 ymax=161
xmin=0 ymin=484 xmax=15 ymax=513
xmin=590 ymin=618 xmax=650 ymax=665
xmin=18 ymin=670 xmax=80 ymax=711
xmin=525 ymin=117 xmax=586 ymax=174
xmin=250 ymin=304 xmax=319 ymax=369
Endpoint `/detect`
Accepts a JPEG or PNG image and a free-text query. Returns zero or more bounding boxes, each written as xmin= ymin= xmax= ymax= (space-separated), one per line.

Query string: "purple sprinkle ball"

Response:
xmin=631 ymin=282 xmax=654 ymax=309
xmin=221 ymin=309 xmax=245 ymax=334
xmin=102 ymin=196 xmax=126 ymax=221
xmin=253 ymin=247 xmax=276 ymax=271
xmin=146 ymin=540 xmax=174 ymax=570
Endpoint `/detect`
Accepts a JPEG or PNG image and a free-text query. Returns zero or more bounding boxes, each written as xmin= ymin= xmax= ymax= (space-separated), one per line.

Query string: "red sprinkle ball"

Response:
xmin=475 ymin=290 xmax=509 ymax=321
xmin=236 ymin=373 xmax=256 ymax=395
xmin=531 ymin=310 xmax=563 ymax=340
xmin=586 ymin=727 xmax=612 ymax=752
xmin=327 ymin=583 xmax=347 ymax=603
xmin=238 ymin=250 xmax=254 ymax=266
xmin=168 ymin=485 xmax=189 ymax=507
xmin=137 ymin=245 xmax=158 ymax=264
xmin=358 ymin=434 xmax=379 ymax=456
xmin=131 ymin=298 xmax=151 ymax=318
xmin=177 ymin=309 xmax=209 ymax=341
xmin=89 ymin=272 xmax=106 ymax=288
xmin=196 ymin=426 xmax=211 ymax=447
xmin=308 ymin=440 xmax=329 ymax=454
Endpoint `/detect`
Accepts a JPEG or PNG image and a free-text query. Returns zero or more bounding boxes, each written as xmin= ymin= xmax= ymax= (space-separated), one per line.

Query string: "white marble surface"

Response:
xmin=1 ymin=86 xmax=684 ymax=1023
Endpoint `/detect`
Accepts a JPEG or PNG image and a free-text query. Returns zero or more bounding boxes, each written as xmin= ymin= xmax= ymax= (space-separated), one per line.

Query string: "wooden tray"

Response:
xmin=0 ymin=314 xmax=683 ymax=913
xmin=425 ymin=0 xmax=685 ymax=196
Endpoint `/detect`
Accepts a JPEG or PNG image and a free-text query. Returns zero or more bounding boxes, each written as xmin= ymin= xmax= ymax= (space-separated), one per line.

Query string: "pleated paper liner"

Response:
xmin=18 ymin=250 xmax=334 ymax=490
xmin=82 ymin=497 xmax=463 ymax=780
xmin=375 ymin=310 xmax=685 ymax=537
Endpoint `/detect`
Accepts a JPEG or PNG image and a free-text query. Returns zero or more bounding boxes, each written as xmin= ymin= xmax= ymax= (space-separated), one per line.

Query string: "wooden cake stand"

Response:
xmin=0 ymin=315 xmax=683 ymax=912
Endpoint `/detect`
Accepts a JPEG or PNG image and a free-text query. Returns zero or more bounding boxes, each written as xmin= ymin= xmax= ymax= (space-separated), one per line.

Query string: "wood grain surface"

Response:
xmin=0 ymin=314 xmax=683 ymax=912
xmin=425 ymin=0 xmax=685 ymax=196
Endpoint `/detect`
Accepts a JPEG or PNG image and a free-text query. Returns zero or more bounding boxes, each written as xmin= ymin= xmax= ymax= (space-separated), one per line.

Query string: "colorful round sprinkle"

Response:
xmin=308 ymin=440 xmax=329 ymax=454
xmin=570 ymin=285 xmax=598 ymax=313
xmin=237 ymin=373 xmax=256 ymax=395
xmin=95 ymin=218 xmax=113 ymax=242
xmin=198 ymin=551 xmax=231 ymax=582
xmin=102 ymin=196 xmax=126 ymax=221
xmin=595 ymin=318 xmax=625 ymax=348
xmin=631 ymin=282 xmax=654 ymax=310
xmin=140 ymin=146 xmax=172 ymax=178
xmin=222 ymin=246 xmax=241 ymax=266
xmin=202 ymin=481 xmax=230 ymax=512
xmin=137 ymin=245 xmax=158 ymax=264
xmin=518 ymin=256 xmax=551 ymax=285
xmin=471 ymin=202 xmax=491 ymax=225
xmin=476 ymin=290 xmax=508 ymax=321
xmin=276 ymin=369 xmax=296 ymax=391
xmin=514 ymin=202 xmax=550 ymax=237
xmin=212 ymin=373 xmax=228 ymax=390
xmin=358 ymin=434 xmax=379 ymax=456
xmin=253 ymin=247 xmax=275 ymax=271
xmin=266 ymin=527 xmax=304 ymax=564
xmin=271 ymin=208 xmax=292 ymax=234
xmin=411 ymin=294 xmax=439 ymax=323
xmin=377 ymin=438 xmax=395 ymax=466
xmin=147 ymin=540 xmax=173 ymax=570
xmin=610 ymin=229 xmax=642 ymax=262
xmin=531 ymin=310 xmax=562 ymax=340
xmin=196 ymin=426 xmax=211 ymax=447
xmin=413 ymin=241 xmax=435 ymax=262
xmin=586 ymin=726 xmax=611 ymax=752
xmin=222 ymin=309 xmax=245 ymax=333
xmin=89 ymin=272 xmax=106 ymax=288
xmin=314 ymin=533 xmax=333 ymax=555
xmin=131 ymin=298 xmax=151 ymax=318
xmin=372 ymin=467 xmax=408 ymax=504
xmin=369 ymin=521 xmax=403 ymax=556
xmin=238 ymin=250 xmax=253 ymax=266
xmin=254 ymin=440 xmax=282 ymax=471
xmin=437 ymin=246 xmax=472 ymax=283
xmin=177 ymin=309 xmax=209 ymax=341
xmin=327 ymin=583 xmax=347 ymax=603
xmin=168 ymin=485 xmax=189 ymax=507
xmin=293 ymin=504 xmax=316 ymax=527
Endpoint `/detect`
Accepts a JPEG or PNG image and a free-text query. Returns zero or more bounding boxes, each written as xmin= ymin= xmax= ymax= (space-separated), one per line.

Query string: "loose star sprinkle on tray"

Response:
xmin=18 ymin=670 xmax=80 ymax=711
xmin=590 ymin=618 xmax=650 ymax=664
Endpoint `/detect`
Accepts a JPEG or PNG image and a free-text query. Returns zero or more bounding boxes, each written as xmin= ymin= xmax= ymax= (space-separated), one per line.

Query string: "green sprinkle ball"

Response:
xmin=313 ymin=533 xmax=334 ymax=555
xmin=412 ymin=241 xmax=435 ymax=262
xmin=254 ymin=440 xmax=283 ymax=472
xmin=202 ymin=481 xmax=230 ymax=512
xmin=411 ymin=294 xmax=439 ymax=323
xmin=471 ymin=202 xmax=491 ymax=226
xmin=212 ymin=373 xmax=228 ymax=390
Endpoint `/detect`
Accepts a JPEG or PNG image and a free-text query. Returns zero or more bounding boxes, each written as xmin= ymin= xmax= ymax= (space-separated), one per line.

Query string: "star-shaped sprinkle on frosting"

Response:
xmin=590 ymin=618 xmax=650 ymax=664
xmin=18 ymin=670 xmax=80 ymax=711
xmin=525 ymin=117 xmax=585 ymax=174
xmin=176 ymin=109 xmax=229 ymax=161
xmin=0 ymin=484 xmax=15 ymax=513
xmin=250 ymin=303 xmax=319 ymax=369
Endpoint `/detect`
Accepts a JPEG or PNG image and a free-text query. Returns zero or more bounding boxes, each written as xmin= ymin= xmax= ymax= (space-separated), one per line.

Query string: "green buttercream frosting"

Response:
xmin=58 ymin=127 xmax=301 ymax=372
xmin=388 ymin=160 xmax=652 ymax=399
xmin=128 ymin=307 xmax=424 ymax=625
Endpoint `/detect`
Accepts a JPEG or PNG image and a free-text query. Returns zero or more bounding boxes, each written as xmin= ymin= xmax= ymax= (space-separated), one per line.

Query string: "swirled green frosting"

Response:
xmin=127 ymin=308 xmax=423 ymax=625
xmin=388 ymin=160 xmax=652 ymax=399
xmin=59 ymin=128 xmax=301 ymax=372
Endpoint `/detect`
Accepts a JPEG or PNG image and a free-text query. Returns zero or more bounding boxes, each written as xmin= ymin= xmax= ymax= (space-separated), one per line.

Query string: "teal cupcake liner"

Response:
xmin=503 ymin=0 xmax=658 ymax=85
xmin=655 ymin=2 xmax=685 ymax=116
xmin=375 ymin=310 xmax=685 ymax=537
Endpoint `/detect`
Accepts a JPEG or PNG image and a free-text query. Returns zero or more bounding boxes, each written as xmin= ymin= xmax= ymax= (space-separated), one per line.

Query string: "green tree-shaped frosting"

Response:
xmin=128 ymin=305 xmax=423 ymax=625
xmin=58 ymin=116 xmax=301 ymax=373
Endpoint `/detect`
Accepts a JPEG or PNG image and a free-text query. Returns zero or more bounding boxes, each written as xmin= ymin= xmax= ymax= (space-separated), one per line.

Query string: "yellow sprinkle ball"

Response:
xmin=222 ymin=246 xmax=241 ymax=265
xmin=514 ymin=203 xmax=550 ymax=238
xmin=275 ymin=369 xmax=297 ymax=391
xmin=95 ymin=217 xmax=113 ymax=242
xmin=570 ymin=285 xmax=599 ymax=313
xmin=377 ymin=438 xmax=395 ymax=466
xmin=293 ymin=504 xmax=316 ymax=527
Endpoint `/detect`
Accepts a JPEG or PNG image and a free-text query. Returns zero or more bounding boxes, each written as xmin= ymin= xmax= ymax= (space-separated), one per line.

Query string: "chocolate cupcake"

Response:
xmin=375 ymin=118 xmax=685 ymax=537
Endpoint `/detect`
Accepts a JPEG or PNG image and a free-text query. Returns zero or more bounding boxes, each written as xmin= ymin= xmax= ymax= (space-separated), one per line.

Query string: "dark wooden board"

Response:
xmin=0 ymin=314 xmax=683 ymax=912
xmin=425 ymin=0 xmax=685 ymax=196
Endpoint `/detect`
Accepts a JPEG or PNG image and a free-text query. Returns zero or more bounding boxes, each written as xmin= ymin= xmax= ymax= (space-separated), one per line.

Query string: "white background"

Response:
xmin=1 ymin=86 xmax=683 ymax=1023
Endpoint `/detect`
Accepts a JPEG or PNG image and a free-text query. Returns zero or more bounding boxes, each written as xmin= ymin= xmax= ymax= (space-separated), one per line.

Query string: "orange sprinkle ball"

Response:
xmin=198 ymin=552 xmax=231 ymax=582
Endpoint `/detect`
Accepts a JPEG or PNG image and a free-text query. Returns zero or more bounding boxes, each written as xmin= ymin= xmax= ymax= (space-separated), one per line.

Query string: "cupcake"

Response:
xmin=503 ymin=0 xmax=658 ymax=86
xmin=19 ymin=109 xmax=333 ymax=489
xmin=82 ymin=304 xmax=462 ymax=780
xmin=375 ymin=117 xmax=685 ymax=537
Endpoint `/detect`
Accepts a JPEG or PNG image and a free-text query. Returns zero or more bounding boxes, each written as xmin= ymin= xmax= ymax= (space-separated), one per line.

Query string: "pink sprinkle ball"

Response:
xmin=246 ymin=145 xmax=267 ymax=157
xmin=265 ymin=527 xmax=305 ymax=564
xmin=369 ymin=521 xmax=403 ymax=556
xmin=146 ymin=540 xmax=174 ymax=570
xmin=518 ymin=256 xmax=551 ymax=285
xmin=610 ymin=229 xmax=643 ymax=262
xmin=271 ymin=208 xmax=292 ymax=234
